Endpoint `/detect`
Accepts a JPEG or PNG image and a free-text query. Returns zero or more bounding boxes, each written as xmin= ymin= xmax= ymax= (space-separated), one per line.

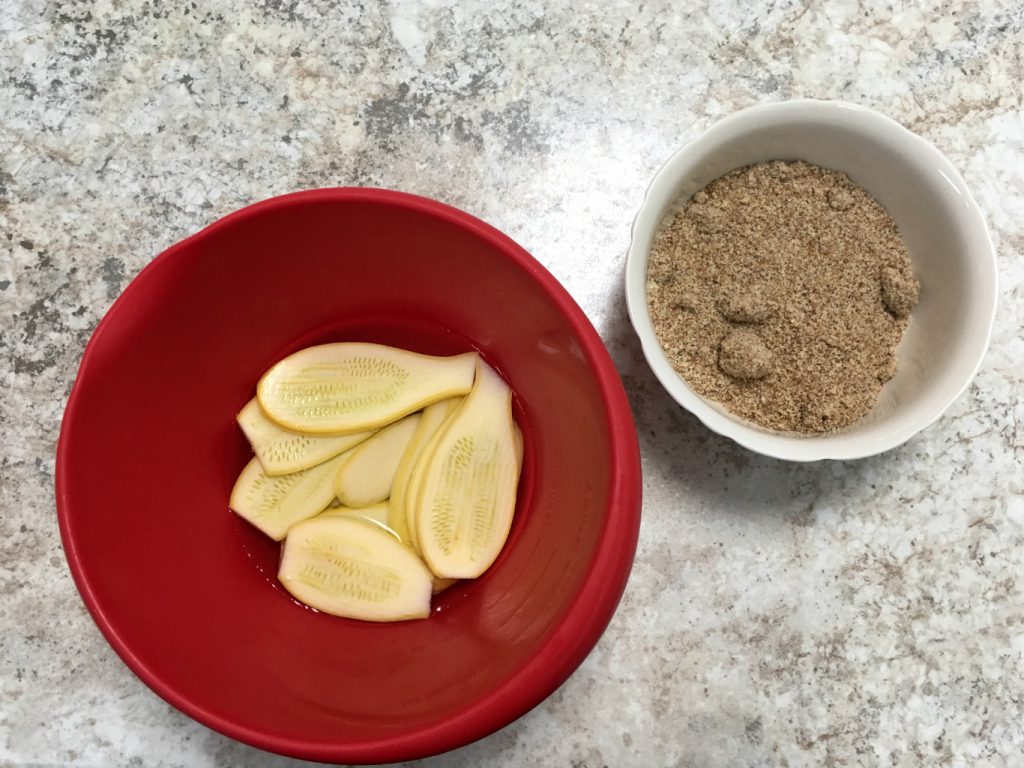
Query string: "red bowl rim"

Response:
xmin=55 ymin=188 xmax=642 ymax=763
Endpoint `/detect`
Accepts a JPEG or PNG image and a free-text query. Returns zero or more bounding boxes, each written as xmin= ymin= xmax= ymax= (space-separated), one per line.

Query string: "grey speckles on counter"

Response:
xmin=2 ymin=1 xmax=1023 ymax=766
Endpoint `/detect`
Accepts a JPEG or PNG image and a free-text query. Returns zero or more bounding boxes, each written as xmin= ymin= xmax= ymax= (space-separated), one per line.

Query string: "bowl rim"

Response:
xmin=55 ymin=187 xmax=642 ymax=763
xmin=625 ymin=98 xmax=998 ymax=462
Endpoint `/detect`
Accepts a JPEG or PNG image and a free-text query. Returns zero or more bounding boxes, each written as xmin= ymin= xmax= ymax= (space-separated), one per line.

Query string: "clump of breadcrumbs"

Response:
xmin=647 ymin=160 xmax=919 ymax=434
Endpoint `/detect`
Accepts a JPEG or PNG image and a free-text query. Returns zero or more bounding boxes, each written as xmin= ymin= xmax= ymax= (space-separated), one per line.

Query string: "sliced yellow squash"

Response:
xmin=229 ymin=451 xmax=348 ymax=541
xmin=325 ymin=513 xmax=403 ymax=543
xmin=318 ymin=502 xmax=403 ymax=542
xmin=388 ymin=397 xmax=463 ymax=545
xmin=257 ymin=343 xmax=477 ymax=434
xmin=279 ymin=516 xmax=433 ymax=621
xmin=414 ymin=359 xmax=521 ymax=579
xmin=403 ymin=397 xmax=467 ymax=553
xmin=319 ymin=504 xmax=440 ymax=574
xmin=319 ymin=500 xmax=391 ymax=527
xmin=333 ymin=412 xmax=420 ymax=507
xmin=236 ymin=398 xmax=374 ymax=476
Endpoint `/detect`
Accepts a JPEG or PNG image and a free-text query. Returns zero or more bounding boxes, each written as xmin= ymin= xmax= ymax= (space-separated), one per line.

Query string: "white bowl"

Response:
xmin=625 ymin=100 xmax=997 ymax=461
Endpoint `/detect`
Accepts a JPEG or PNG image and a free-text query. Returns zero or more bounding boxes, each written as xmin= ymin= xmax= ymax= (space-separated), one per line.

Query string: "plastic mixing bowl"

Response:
xmin=57 ymin=188 xmax=641 ymax=763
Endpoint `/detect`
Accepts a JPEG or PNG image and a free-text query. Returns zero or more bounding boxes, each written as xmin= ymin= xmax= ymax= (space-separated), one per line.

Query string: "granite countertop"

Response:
xmin=3 ymin=1 xmax=1023 ymax=766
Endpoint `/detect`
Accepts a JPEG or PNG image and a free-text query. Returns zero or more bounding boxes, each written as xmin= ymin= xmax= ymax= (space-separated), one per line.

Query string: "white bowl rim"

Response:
xmin=624 ymin=99 xmax=998 ymax=462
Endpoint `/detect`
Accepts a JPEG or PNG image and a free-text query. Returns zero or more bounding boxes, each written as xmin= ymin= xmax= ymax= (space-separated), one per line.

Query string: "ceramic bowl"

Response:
xmin=625 ymin=100 xmax=997 ymax=461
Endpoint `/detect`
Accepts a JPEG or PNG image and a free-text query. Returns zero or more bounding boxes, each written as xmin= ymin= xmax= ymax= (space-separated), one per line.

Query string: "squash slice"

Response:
xmin=279 ymin=516 xmax=432 ymax=621
xmin=258 ymin=343 xmax=476 ymax=434
xmin=236 ymin=398 xmax=373 ymax=476
xmin=414 ymin=360 xmax=520 ymax=579
xmin=318 ymin=500 xmax=392 ymax=528
xmin=229 ymin=451 xmax=347 ymax=541
xmin=333 ymin=413 xmax=420 ymax=507
xmin=388 ymin=397 xmax=462 ymax=546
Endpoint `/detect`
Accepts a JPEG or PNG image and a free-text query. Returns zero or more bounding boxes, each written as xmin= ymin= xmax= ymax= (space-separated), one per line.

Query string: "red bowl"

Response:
xmin=56 ymin=189 xmax=641 ymax=763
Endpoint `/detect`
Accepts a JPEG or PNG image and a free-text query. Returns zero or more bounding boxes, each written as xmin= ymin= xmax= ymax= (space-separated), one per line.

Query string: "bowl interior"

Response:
xmin=58 ymin=191 xmax=639 ymax=761
xmin=627 ymin=102 xmax=996 ymax=460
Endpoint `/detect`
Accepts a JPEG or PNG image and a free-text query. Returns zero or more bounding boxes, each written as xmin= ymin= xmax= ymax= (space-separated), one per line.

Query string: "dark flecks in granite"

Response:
xmin=53 ymin=7 xmax=106 ymax=62
xmin=255 ymin=0 xmax=306 ymax=25
xmin=7 ymin=75 xmax=39 ymax=100
xmin=100 ymin=257 xmax=125 ymax=299
xmin=361 ymin=80 xmax=548 ymax=155
xmin=0 ymin=168 xmax=12 ymax=198
xmin=93 ymin=27 xmax=120 ymax=58
xmin=483 ymin=100 xmax=548 ymax=154
xmin=363 ymin=82 xmax=433 ymax=149
xmin=7 ymin=250 xmax=94 ymax=376
xmin=744 ymin=716 xmax=763 ymax=744
xmin=451 ymin=115 xmax=484 ymax=150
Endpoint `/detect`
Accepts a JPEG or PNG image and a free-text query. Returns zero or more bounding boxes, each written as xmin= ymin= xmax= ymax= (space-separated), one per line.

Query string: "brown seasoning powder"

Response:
xmin=647 ymin=160 xmax=919 ymax=434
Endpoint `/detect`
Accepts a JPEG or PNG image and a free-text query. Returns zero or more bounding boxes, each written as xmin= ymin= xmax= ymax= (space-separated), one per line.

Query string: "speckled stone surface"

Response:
xmin=2 ymin=1 xmax=1023 ymax=766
